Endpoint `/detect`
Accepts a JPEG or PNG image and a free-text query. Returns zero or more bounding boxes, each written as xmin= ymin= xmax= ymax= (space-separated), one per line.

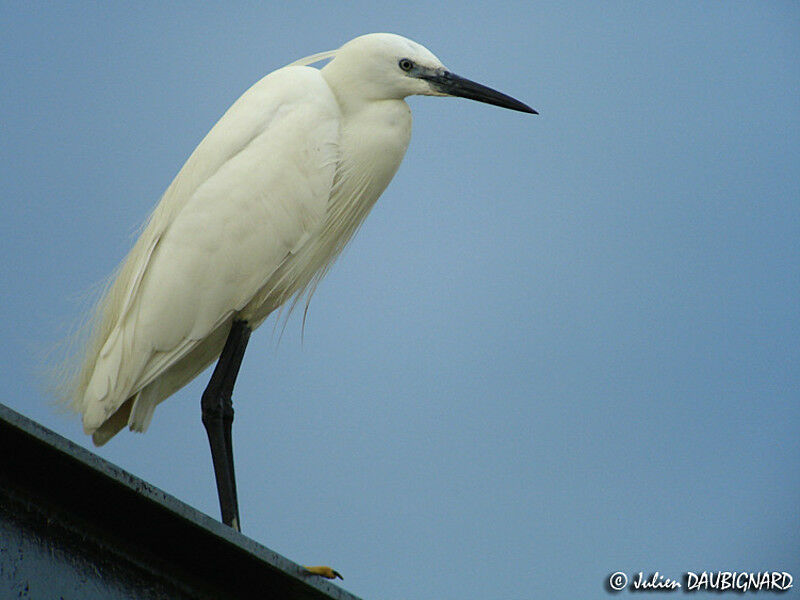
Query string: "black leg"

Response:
xmin=201 ymin=319 xmax=251 ymax=531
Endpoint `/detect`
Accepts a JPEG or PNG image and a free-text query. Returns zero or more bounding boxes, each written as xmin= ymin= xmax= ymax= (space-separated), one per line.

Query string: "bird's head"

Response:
xmin=320 ymin=33 xmax=536 ymax=114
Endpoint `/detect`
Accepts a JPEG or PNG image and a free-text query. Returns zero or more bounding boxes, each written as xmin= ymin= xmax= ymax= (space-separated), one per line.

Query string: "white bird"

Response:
xmin=63 ymin=33 xmax=535 ymax=542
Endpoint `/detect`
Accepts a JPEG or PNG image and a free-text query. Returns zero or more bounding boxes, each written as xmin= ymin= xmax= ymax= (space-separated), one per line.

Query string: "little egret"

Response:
xmin=63 ymin=33 xmax=536 ymax=549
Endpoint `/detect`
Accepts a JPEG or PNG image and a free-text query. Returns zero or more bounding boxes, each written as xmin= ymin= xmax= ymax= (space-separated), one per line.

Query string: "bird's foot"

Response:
xmin=305 ymin=565 xmax=343 ymax=580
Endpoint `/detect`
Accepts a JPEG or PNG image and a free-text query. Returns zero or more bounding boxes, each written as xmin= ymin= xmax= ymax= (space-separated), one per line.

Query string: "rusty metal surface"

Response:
xmin=0 ymin=403 xmax=363 ymax=600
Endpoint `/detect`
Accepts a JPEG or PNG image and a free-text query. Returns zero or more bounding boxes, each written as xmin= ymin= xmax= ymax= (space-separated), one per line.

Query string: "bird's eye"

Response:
xmin=398 ymin=58 xmax=414 ymax=72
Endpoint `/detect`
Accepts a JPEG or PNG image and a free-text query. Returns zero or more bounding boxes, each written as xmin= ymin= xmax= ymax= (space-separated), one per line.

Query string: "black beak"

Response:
xmin=422 ymin=71 xmax=537 ymax=114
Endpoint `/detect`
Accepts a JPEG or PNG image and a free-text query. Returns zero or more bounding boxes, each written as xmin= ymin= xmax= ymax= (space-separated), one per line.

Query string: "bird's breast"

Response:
xmin=240 ymin=100 xmax=411 ymax=325
xmin=317 ymin=99 xmax=412 ymax=256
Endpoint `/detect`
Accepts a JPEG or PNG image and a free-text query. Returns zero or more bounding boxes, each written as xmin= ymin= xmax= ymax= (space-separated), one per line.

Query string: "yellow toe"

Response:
xmin=305 ymin=565 xmax=343 ymax=580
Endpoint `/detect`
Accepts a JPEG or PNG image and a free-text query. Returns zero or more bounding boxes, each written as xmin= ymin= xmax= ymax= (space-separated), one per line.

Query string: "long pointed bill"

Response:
xmin=423 ymin=71 xmax=537 ymax=114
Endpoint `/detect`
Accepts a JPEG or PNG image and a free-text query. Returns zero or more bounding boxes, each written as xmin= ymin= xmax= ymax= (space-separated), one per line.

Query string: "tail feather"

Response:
xmin=81 ymin=321 xmax=147 ymax=435
xmin=128 ymin=384 xmax=160 ymax=433
xmin=91 ymin=397 xmax=133 ymax=446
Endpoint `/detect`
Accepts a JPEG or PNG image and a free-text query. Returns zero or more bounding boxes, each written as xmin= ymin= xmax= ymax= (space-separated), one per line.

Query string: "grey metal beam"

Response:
xmin=0 ymin=403 xmax=364 ymax=600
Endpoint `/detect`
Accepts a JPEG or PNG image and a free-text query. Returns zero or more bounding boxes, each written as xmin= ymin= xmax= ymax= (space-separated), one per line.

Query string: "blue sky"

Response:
xmin=1 ymin=2 xmax=798 ymax=598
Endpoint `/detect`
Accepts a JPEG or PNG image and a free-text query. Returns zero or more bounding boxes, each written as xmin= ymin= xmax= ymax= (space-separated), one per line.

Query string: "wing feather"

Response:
xmin=76 ymin=66 xmax=340 ymax=439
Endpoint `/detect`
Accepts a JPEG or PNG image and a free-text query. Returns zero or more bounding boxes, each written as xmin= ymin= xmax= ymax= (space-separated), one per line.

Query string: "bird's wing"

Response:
xmin=78 ymin=66 xmax=340 ymax=434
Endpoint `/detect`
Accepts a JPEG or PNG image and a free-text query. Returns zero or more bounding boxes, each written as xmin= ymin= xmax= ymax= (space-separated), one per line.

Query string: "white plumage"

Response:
xmin=63 ymin=32 xmax=535 ymax=450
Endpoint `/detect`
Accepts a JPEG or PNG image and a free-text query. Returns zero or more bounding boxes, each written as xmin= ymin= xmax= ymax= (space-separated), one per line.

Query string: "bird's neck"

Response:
xmin=336 ymin=99 xmax=412 ymax=196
